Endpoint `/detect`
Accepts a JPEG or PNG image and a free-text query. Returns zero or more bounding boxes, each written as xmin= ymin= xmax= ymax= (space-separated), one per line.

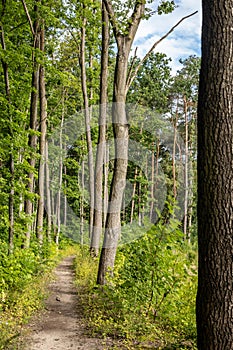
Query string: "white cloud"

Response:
xmin=132 ymin=0 xmax=202 ymax=73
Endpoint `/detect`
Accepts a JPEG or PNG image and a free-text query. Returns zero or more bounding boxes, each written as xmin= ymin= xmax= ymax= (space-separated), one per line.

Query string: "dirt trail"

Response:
xmin=20 ymin=256 xmax=115 ymax=350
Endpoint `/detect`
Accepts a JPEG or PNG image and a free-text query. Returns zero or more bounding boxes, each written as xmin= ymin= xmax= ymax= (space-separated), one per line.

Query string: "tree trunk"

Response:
xmin=149 ymin=144 xmax=155 ymax=221
xmin=55 ymin=98 xmax=65 ymax=246
xmin=97 ymin=101 xmax=129 ymax=285
xmin=45 ymin=140 xmax=52 ymax=242
xmin=103 ymin=142 xmax=109 ymax=226
xmin=24 ymin=7 xmax=40 ymax=248
xmin=130 ymin=166 xmax=138 ymax=224
xmin=183 ymin=96 xmax=189 ymax=240
xmin=80 ymin=160 xmax=85 ymax=245
xmin=80 ymin=13 xmax=95 ymax=240
xmin=172 ymin=103 xmax=178 ymax=199
xmin=196 ymin=0 xmax=233 ymax=348
xmin=97 ymin=0 xmax=145 ymax=285
xmin=90 ymin=2 xmax=109 ymax=256
xmin=0 ymin=23 xmax=14 ymax=254
xmin=36 ymin=25 xmax=47 ymax=245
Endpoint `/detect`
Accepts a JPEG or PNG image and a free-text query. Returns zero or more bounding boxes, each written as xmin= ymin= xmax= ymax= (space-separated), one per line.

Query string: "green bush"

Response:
xmin=76 ymin=222 xmax=197 ymax=348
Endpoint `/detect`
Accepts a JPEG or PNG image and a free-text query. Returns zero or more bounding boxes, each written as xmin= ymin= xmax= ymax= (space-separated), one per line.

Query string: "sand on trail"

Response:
xmin=20 ymin=256 xmax=116 ymax=350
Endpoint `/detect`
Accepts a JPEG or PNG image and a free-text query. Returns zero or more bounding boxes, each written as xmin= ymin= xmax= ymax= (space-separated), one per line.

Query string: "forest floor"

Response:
xmin=16 ymin=256 xmax=124 ymax=350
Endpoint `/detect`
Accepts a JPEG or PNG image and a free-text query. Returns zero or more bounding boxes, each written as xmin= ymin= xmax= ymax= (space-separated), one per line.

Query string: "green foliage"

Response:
xmin=157 ymin=1 xmax=176 ymax=15
xmin=0 ymin=274 xmax=50 ymax=350
xmin=75 ymin=223 xmax=197 ymax=348
xmin=0 ymin=242 xmax=57 ymax=311
xmin=127 ymin=52 xmax=172 ymax=112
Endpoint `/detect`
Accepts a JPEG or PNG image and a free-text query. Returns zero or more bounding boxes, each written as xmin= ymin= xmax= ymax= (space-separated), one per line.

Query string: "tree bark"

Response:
xmin=45 ymin=140 xmax=52 ymax=242
xmin=97 ymin=0 xmax=145 ymax=285
xmin=150 ymin=144 xmax=155 ymax=221
xmin=80 ymin=159 xmax=85 ymax=245
xmin=183 ymin=96 xmax=189 ymax=240
xmin=103 ymin=142 xmax=109 ymax=227
xmin=196 ymin=0 xmax=233 ymax=348
xmin=90 ymin=1 xmax=109 ymax=257
xmin=24 ymin=5 xmax=40 ymax=248
xmin=130 ymin=166 xmax=138 ymax=224
xmin=80 ymin=12 xmax=95 ymax=240
xmin=55 ymin=95 xmax=65 ymax=246
xmin=36 ymin=25 xmax=47 ymax=244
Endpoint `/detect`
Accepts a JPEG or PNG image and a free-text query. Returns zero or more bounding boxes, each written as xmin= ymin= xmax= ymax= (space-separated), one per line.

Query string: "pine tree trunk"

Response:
xmin=196 ymin=0 xmax=233 ymax=347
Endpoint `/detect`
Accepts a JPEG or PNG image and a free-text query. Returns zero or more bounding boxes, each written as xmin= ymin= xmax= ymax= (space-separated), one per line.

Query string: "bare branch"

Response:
xmin=127 ymin=47 xmax=138 ymax=85
xmin=126 ymin=10 xmax=198 ymax=92
xmin=21 ymin=0 xmax=35 ymax=36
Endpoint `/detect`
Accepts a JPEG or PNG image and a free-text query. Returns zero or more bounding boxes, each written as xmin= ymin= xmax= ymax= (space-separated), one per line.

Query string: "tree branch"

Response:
xmin=126 ymin=10 xmax=198 ymax=92
xmin=102 ymin=0 xmax=118 ymax=39
xmin=127 ymin=1 xmax=145 ymax=42
xmin=21 ymin=0 xmax=35 ymax=36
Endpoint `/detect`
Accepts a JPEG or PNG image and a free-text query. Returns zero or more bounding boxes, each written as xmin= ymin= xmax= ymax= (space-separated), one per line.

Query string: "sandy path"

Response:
xmin=20 ymin=256 xmax=115 ymax=350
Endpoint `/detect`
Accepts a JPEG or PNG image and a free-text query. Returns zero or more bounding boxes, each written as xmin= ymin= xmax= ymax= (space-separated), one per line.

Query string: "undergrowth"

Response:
xmin=74 ymin=221 xmax=198 ymax=349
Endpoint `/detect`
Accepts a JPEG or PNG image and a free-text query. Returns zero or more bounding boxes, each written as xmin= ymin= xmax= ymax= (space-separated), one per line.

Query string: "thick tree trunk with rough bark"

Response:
xmin=196 ymin=0 xmax=233 ymax=348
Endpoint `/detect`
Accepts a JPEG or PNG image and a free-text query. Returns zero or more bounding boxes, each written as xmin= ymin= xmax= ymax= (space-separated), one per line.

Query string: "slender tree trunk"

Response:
xmin=154 ymin=137 xmax=160 ymax=219
xmin=80 ymin=13 xmax=95 ymax=240
xmin=80 ymin=160 xmax=85 ymax=245
xmin=90 ymin=2 xmax=109 ymax=256
xmin=138 ymin=168 xmax=142 ymax=226
xmin=130 ymin=166 xmax=138 ymax=224
xmin=45 ymin=140 xmax=52 ymax=242
xmin=196 ymin=0 xmax=233 ymax=347
xmin=103 ymin=142 xmax=109 ymax=226
xmin=0 ymin=23 xmax=14 ymax=254
xmin=150 ymin=144 xmax=155 ymax=221
xmin=63 ymin=164 xmax=67 ymax=226
xmin=183 ymin=96 xmax=189 ymax=240
xmin=24 ymin=7 xmax=40 ymax=248
xmin=55 ymin=97 xmax=65 ymax=246
xmin=36 ymin=25 xmax=47 ymax=244
xmin=172 ymin=103 xmax=178 ymax=199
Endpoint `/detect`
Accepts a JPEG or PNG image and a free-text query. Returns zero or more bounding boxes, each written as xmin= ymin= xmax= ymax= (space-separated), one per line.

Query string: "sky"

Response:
xmin=133 ymin=0 xmax=202 ymax=74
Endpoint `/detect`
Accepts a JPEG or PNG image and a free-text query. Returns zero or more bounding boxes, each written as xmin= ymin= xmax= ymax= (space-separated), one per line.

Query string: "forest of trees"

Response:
xmin=0 ymin=0 xmax=232 ymax=349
